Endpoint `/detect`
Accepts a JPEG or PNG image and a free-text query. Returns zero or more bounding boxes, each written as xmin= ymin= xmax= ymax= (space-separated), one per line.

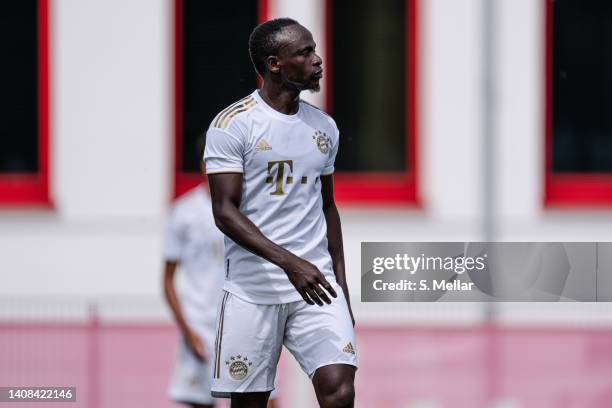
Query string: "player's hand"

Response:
xmin=185 ymin=328 xmax=207 ymax=362
xmin=283 ymin=257 xmax=337 ymax=306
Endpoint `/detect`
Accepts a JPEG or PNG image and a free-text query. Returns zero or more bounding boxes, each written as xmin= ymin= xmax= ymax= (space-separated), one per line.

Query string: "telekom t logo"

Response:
xmin=265 ymin=160 xmax=309 ymax=195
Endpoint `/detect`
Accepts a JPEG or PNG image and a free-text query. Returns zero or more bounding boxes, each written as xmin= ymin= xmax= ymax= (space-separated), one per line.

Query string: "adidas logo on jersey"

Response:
xmin=255 ymin=139 xmax=272 ymax=151
xmin=343 ymin=342 xmax=355 ymax=355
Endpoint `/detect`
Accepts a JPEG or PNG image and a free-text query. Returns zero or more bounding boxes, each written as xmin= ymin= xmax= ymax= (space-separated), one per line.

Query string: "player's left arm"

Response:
xmin=321 ymin=174 xmax=355 ymax=327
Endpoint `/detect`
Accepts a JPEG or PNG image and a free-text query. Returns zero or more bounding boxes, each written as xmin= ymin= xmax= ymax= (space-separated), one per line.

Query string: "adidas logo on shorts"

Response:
xmin=255 ymin=139 xmax=272 ymax=151
xmin=343 ymin=342 xmax=355 ymax=355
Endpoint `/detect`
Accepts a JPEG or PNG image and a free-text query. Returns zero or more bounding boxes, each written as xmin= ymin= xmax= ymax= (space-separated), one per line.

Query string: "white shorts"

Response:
xmin=168 ymin=327 xmax=280 ymax=404
xmin=211 ymin=286 xmax=358 ymax=397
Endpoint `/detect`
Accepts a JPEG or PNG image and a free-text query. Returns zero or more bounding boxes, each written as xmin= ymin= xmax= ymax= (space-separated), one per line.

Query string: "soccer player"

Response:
xmin=163 ymin=164 xmax=278 ymax=408
xmin=204 ymin=18 xmax=357 ymax=408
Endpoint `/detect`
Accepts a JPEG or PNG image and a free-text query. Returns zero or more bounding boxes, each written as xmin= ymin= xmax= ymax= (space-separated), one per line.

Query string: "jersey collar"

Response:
xmin=252 ymin=90 xmax=302 ymax=123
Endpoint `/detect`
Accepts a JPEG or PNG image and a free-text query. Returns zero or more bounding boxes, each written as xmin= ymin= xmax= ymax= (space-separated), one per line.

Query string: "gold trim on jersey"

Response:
xmin=216 ymin=97 xmax=254 ymax=128
xmin=219 ymin=99 xmax=257 ymax=129
xmin=212 ymin=96 xmax=257 ymax=129
xmin=212 ymin=96 xmax=251 ymax=128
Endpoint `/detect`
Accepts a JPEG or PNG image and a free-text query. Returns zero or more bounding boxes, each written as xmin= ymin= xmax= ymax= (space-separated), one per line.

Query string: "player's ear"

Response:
xmin=266 ymin=56 xmax=281 ymax=74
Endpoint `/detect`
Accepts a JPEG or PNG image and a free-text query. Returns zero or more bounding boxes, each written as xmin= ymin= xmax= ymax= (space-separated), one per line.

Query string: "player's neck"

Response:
xmin=259 ymin=84 xmax=300 ymax=115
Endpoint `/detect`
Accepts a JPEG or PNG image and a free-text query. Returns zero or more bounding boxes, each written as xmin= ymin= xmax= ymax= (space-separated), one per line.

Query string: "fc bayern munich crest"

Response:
xmin=226 ymin=355 xmax=252 ymax=380
xmin=312 ymin=130 xmax=331 ymax=154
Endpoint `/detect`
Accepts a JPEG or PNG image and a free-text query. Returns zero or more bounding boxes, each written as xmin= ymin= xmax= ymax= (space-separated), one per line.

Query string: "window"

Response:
xmin=545 ymin=0 xmax=612 ymax=206
xmin=0 ymin=0 xmax=50 ymax=206
xmin=174 ymin=0 xmax=266 ymax=197
xmin=327 ymin=0 xmax=418 ymax=204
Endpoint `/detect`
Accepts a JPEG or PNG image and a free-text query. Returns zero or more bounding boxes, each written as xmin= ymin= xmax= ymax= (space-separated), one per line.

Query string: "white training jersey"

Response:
xmin=163 ymin=185 xmax=226 ymax=328
xmin=204 ymin=90 xmax=339 ymax=304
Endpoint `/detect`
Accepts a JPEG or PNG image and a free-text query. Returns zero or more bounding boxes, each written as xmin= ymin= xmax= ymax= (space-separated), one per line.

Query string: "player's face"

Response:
xmin=277 ymin=25 xmax=323 ymax=91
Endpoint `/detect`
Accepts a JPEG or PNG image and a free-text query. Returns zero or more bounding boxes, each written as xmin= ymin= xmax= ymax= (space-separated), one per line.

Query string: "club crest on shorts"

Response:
xmin=343 ymin=342 xmax=355 ymax=355
xmin=226 ymin=354 xmax=252 ymax=380
xmin=312 ymin=130 xmax=331 ymax=154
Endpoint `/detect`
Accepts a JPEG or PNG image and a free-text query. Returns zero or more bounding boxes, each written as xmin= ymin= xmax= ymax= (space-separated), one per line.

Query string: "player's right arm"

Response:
xmin=205 ymin=124 xmax=336 ymax=305
xmin=207 ymin=172 xmax=336 ymax=305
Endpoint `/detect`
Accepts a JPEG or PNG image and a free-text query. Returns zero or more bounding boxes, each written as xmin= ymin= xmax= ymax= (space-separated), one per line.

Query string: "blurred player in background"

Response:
xmin=163 ymin=149 xmax=277 ymax=408
xmin=205 ymin=18 xmax=357 ymax=408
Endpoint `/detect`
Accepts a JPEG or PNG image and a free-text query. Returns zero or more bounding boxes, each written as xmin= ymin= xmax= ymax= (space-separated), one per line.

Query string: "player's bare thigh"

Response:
xmin=312 ymin=364 xmax=356 ymax=408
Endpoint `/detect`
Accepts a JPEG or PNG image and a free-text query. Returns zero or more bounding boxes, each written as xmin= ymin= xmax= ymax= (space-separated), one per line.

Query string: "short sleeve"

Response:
xmin=204 ymin=127 xmax=244 ymax=174
xmin=321 ymin=123 xmax=340 ymax=176
xmin=163 ymin=209 xmax=185 ymax=261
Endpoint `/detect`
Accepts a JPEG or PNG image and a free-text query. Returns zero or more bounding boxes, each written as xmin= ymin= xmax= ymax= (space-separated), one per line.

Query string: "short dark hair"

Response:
xmin=248 ymin=18 xmax=300 ymax=76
